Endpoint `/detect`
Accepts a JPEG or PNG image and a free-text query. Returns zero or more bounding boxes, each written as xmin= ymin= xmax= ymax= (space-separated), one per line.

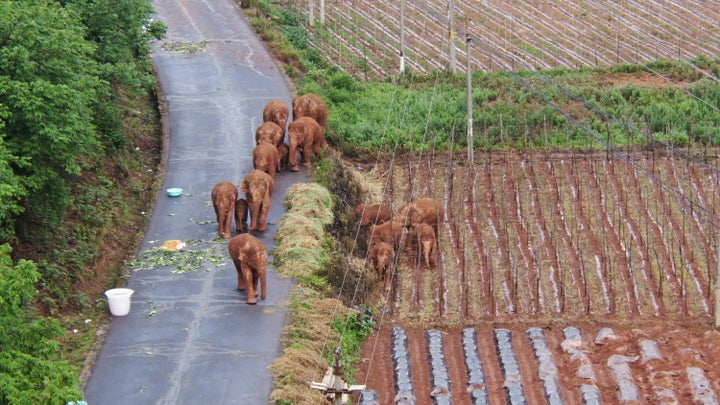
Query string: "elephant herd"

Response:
xmin=211 ymin=94 xmax=329 ymax=304
xmin=354 ymin=198 xmax=444 ymax=291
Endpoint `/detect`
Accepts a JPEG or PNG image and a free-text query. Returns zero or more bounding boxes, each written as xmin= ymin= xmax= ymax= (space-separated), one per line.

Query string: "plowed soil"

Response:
xmin=353 ymin=151 xmax=720 ymax=404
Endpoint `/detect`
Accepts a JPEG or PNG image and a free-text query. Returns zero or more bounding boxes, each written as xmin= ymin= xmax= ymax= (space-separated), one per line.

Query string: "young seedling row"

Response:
xmin=297 ymin=1 xmax=720 ymax=76
xmin=381 ymin=153 xmax=718 ymax=322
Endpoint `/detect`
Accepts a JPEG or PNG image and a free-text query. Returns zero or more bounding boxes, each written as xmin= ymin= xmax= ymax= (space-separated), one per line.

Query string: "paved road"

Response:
xmin=83 ymin=0 xmax=301 ymax=403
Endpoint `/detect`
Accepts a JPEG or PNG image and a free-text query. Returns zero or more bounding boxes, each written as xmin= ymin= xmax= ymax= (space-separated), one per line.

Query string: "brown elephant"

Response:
xmin=398 ymin=198 xmax=444 ymax=233
xmin=227 ymin=233 xmax=267 ymax=304
xmin=287 ymin=116 xmax=325 ymax=172
xmin=262 ymin=99 xmax=289 ymax=139
xmin=292 ymin=93 xmax=328 ymax=128
xmin=406 ymin=223 xmax=438 ymax=268
xmin=252 ymin=142 xmax=279 ymax=178
xmin=234 ymin=198 xmax=248 ymax=233
xmin=368 ymin=220 xmax=404 ymax=250
xmin=239 ymin=170 xmax=274 ymax=232
xmin=369 ymin=241 xmax=395 ymax=291
xmin=277 ymin=142 xmax=289 ymax=172
xmin=255 ymin=121 xmax=283 ymax=147
xmin=354 ymin=204 xmax=391 ymax=226
xmin=211 ymin=181 xmax=238 ymax=239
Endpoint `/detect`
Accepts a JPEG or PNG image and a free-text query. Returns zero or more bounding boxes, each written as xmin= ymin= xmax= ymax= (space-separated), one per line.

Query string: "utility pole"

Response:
xmin=308 ymin=0 xmax=314 ymax=26
xmin=715 ymin=235 xmax=720 ymax=329
xmin=448 ymin=0 xmax=456 ymax=73
xmin=466 ymin=27 xmax=473 ymax=164
xmin=400 ymin=0 xmax=406 ymax=73
xmin=320 ymin=0 xmax=325 ymax=24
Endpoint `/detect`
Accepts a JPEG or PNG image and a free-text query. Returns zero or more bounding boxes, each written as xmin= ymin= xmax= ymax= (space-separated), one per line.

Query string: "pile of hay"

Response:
xmin=273 ymin=183 xmax=334 ymax=279
xmin=270 ymin=182 xmax=354 ymax=403
xmin=269 ymin=287 xmax=350 ymax=404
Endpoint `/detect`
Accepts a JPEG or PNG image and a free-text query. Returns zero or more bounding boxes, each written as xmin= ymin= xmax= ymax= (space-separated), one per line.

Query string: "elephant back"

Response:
xmin=292 ymin=93 xmax=328 ymax=128
xmin=262 ymin=100 xmax=289 ymax=136
xmin=240 ymin=169 xmax=275 ymax=199
xmin=255 ymin=121 xmax=283 ymax=146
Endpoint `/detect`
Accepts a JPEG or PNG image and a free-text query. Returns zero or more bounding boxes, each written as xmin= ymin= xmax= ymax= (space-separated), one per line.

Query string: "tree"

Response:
xmin=0 ymin=244 xmax=82 ymax=404
xmin=0 ymin=0 xmax=104 ymax=240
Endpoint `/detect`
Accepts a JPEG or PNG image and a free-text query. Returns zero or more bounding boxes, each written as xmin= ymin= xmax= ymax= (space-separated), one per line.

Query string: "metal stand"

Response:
xmin=310 ymin=348 xmax=366 ymax=405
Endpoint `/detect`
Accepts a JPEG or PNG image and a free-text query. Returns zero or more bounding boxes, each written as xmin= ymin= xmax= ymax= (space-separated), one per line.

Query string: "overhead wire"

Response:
xmin=301 ymin=0 xmax=720 ymax=398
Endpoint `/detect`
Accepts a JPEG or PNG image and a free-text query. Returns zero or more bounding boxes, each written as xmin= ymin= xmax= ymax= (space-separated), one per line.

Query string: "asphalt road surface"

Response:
xmin=83 ymin=0 xmax=301 ymax=403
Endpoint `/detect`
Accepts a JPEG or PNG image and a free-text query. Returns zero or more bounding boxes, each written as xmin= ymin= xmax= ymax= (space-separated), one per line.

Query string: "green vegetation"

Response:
xmin=0 ymin=0 xmax=165 ymax=401
xmin=242 ymin=1 xmax=720 ymax=158
xmin=271 ymin=181 xmax=370 ymax=404
xmin=0 ymin=245 xmax=82 ymax=403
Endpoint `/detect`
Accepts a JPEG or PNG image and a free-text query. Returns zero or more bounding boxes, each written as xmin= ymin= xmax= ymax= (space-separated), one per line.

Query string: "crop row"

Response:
xmin=295 ymin=1 xmax=720 ymax=77
xmin=363 ymin=324 xmax=720 ymax=404
xmin=384 ymin=154 xmax=719 ymax=323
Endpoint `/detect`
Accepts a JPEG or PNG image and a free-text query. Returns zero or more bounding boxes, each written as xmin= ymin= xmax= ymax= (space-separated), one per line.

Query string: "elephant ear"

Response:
xmin=256 ymin=249 xmax=267 ymax=261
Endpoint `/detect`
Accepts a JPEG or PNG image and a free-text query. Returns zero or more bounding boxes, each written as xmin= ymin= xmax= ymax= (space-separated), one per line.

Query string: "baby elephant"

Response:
xmin=234 ymin=198 xmax=248 ymax=234
xmin=212 ymin=181 xmax=238 ymax=239
xmin=407 ymin=223 xmax=438 ymax=268
xmin=354 ymin=204 xmax=391 ymax=226
xmin=227 ymin=233 xmax=267 ymax=305
xmin=369 ymin=241 xmax=395 ymax=291
xmin=368 ymin=220 xmax=404 ymax=250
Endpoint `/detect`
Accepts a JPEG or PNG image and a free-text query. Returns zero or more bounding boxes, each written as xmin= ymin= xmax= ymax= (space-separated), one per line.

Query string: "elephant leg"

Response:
xmin=234 ymin=258 xmax=246 ymax=291
xmin=248 ymin=202 xmax=259 ymax=231
xmin=223 ymin=207 xmax=233 ymax=238
xmin=383 ymin=266 xmax=391 ymax=291
xmin=258 ymin=201 xmax=270 ymax=231
xmin=259 ymin=268 xmax=267 ymax=300
xmin=245 ymin=268 xmax=257 ymax=305
xmin=301 ymin=146 xmax=312 ymax=167
xmin=289 ymin=144 xmax=299 ymax=172
xmin=215 ymin=208 xmax=226 ymax=238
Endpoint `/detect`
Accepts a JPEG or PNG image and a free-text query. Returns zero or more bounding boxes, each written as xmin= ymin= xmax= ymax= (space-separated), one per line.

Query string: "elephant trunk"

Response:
xmin=259 ymin=265 xmax=267 ymax=300
xmin=248 ymin=199 xmax=260 ymax=231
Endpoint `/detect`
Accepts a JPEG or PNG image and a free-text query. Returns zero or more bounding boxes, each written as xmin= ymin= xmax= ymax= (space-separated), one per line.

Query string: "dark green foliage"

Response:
xmin=0 ymin=0 xmax=103 ymax=242
xmin=0 ymin=0 xmax=164 ymax=399
xmin=0 ymin=244 xmax=82 ymax=404
xmin=317 ymin=58 xmax=720 ymax=152
xmin=328 ymin=307 xmax=373 ymax=380
xmin=0 ymin=0 xmax=163 ymax=243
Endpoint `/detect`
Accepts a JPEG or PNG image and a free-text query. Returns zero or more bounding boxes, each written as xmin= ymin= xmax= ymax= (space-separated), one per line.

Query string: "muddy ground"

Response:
xmin=352 ymin=152 xmax=720 ymax=404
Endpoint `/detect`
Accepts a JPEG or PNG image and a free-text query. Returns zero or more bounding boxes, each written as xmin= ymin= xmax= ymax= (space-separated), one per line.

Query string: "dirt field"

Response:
xmin=352 ymin=152 xmax=720 ymax=404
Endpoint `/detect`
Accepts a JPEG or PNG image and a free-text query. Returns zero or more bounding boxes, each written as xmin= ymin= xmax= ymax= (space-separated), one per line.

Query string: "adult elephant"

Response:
xmin=262 ymin=99 xmax=289 ymax=139
xmin=287 ymin=116 xmax=325 ymax=172
xmin=398 ymin=198 xmax=444 ymax=233
xmin=354 ymin=204 xmax=391 ymax=226
xmin=211 ymin=181 xmax=238 ymax=239
xmin=369 ymin=241 xmax=395 ymax=291
xmin=227 ymin=233 xmax=267 ymax=305
xmin=239 ymin=170 xmax=274 ymax=231
xmin=368 ymin=220 xmax=405 ymax=250
xmin=292 ymin=93 xmax=328 ymax=129
xmin=255 ymin=121 xmax=283 ymax=147
xmin=252 ymin=142 xmax=280 ymax=178
xmin=407 ymin=223 xmax=438 ymax=268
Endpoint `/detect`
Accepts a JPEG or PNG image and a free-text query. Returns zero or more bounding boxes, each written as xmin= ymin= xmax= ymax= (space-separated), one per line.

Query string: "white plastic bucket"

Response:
xmin=105 ymin=288 xmax=134 ymax=316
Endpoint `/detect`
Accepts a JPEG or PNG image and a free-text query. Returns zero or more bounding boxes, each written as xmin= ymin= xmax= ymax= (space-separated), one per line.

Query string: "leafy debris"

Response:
xmin=127 ymin=239 xmax=227 ymax=274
